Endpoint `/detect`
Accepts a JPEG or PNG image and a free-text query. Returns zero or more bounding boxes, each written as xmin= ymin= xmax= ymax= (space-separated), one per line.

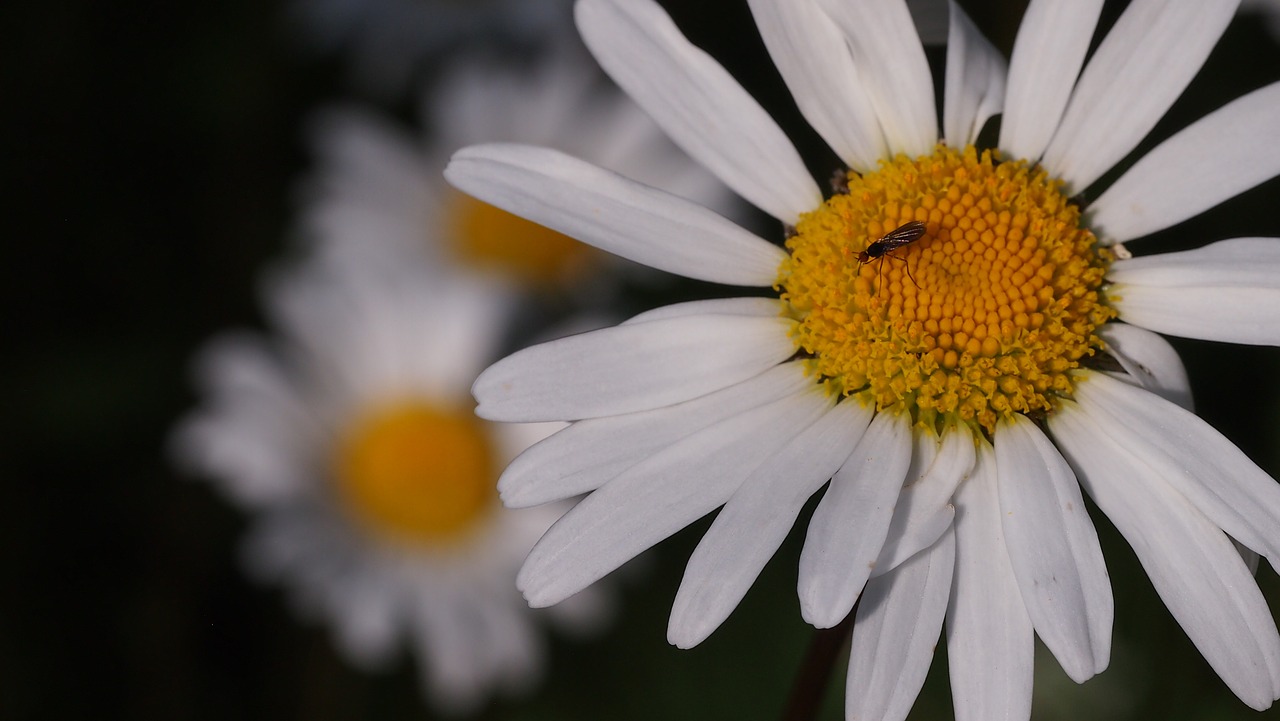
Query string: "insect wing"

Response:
xmin=859 ymin=220 xmax=928 ymax=263
xmin=878 ymin=220 xmax=927 ymax=247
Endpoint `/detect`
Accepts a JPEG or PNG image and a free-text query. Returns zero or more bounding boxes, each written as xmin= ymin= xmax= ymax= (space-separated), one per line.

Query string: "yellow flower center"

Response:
xmin=450 ymin=192 xmax=598 ymax=285
xmin=777 ymin=144 xmax=1115 ymax=436
xmin=335 ymin=400 xmax=496 ymax=545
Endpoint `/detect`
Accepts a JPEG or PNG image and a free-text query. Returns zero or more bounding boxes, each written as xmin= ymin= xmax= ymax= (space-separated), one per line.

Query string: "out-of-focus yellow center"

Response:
xmin=450 ymin=193 xmax=596 ymax=285
xmin=777 ymin=144 xmax=1115 ymax=436
xmin=335 ymin=401 xmax=496 ymax=545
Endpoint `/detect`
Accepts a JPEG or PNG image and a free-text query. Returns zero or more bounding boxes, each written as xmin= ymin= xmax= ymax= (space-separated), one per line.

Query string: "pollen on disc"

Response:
xmin=776 ymin=144 xmax=1115 ymax=436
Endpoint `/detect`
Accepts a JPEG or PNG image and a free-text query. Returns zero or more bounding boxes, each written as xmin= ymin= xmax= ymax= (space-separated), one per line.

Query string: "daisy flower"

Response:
xmin=172 ymin=264 xmax=607 ymax=714
xmin=445 ymin=0 xmax=1280 ymax=718
xmin=297 ymin=46 xmax=735 ymax=290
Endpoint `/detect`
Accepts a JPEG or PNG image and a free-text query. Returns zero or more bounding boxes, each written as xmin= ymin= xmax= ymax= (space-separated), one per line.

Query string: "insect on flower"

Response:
xmin=857 ymin=219 xmax=927 ymax=290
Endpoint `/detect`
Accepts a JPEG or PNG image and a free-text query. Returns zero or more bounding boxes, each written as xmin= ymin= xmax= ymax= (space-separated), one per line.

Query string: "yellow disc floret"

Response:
xmin=450 ymin=192 xmax=597 ymax=285
xmin=336 ymin=400 xmax=496 ymax=546
xmin=777 ymin=144 xmax=1115 ymax=436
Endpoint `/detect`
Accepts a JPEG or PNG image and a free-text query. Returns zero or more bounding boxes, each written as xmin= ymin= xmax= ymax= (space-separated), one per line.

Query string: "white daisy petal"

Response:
xmin=575 ymin=0 xmax=821 ymax=224
xmin=870 ymin=423 xmax=975 ymax=578
xmin=746 ymin=0 xmax=888 ymax=171
xmin=1107 ymin=237 xmax=1280 ymax=287
xmin=1049 ymin=401 xmax=1280 ymax=709
xmin=1071 ymin=372 xmax=1280 ymax=568
xmin=517 ymin=388 xmax=831 ymax=607
xmin=1041 ymin=0 xmax=1241 ymax=193
xmin=943 ymin=0 xmax=1008 ymax=148
xmin=1108 ymin=238 xmax=1280 ymax=345
xmin=995 ymin=415 xmax=1112 ymax=682
xmin=621 ymin=297 xmax=782 ymax=325
xmin=668 ymin=400 xmax=873 ymax=649
xmin=498 ymin=361 xmax=811 ymax=508
xmin=473 ymin=313 xmax=796 ymax=422
xmin=815 ymin=0 xmax=938 ymax=157
xmin=1090 ymin=82 xmax=1280 ymax=243
xmin=1096 ymin=322 xmax=1193 ymax=410
xmin=997 ymin=0 xmax=1104 ymax=161
xmin=799 ymin=410 xmax=913 ymax=629
xmin=947 ymin=443 xmax=1035 ymax=721
xmin=444 ymin=144 xmax=787 ymax=285
xmin=847 ymin=529 xmax=956 ymax=721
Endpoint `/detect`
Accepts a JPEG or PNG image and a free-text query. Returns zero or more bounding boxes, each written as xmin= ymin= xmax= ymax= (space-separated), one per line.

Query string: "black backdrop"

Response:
xmin=6 ymin=0 xmax=1280 ymax=719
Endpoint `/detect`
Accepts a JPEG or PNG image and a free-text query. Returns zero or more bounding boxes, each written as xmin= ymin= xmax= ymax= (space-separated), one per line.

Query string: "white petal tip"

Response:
xmin=441 ymin=146 xmax=488 ymax=187
xmin=440 ymin=161 xmax=461 ymax=186
xmin=1245 ymin=695 xmax=1276 ymax=713
xmin=519 ymin=586 xmax=558 ymax=609
xmin=665 ymin=628 xmax=704 ymax=650
xmin=1063 ymin=665 xmax=1098 ymax=685
xmin=495 ymin=488 xmax=533 ymax=509
xmin=495 ymin=465 xmax=533 ymax=505
xmin=799 ymin=605 xmax=844 ymax=630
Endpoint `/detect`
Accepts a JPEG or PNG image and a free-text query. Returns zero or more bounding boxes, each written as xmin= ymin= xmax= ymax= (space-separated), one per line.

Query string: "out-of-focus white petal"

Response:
xmin=517 ymin=388 xmax=831 ymax=607
xmin=998 ymin=0 xmax=1103 ymax=161
xmin=489 ymin=421 xmax=565 ymax=469
xmin=498 ymin=362 xmax=811 ymax=508
xmin=1049 ymin=400 xmax=1280 ymax=709
xmin=444 ymin=144 xmax=787 ymax=285
xmin=1096 ymin=322 xmax=1193 ymax=411
xmin=995 ymin=415 xmax=1112 ymax=682
xmin=943 ymin=0 xmax=1007 ymax=148
xmin=870 ymin=423 xmax=975 ymax=577
xmin=576 ymin=0 xmax=821 ymax=224
xmin=946 ymin=443 xmax=1035 ymax=721
xmin=1071 ymin=372 xmax=1280 ymax=568
xmin=243 ymin=513 xmax=391 ymax=663
xmin=1041 ymin=0 xmax=1241 ymax=193
xmin=667 ymin=400 xmax=872 ymax=648
xmin=907 ymin=0 xmax=950 ymax=45
xmin=621 ymin=297 xmax=781 ymax=325
xmin=1090 ymin=82 xmax=1280 ymax=243
xmin=747 ymin=0 xmax=888 ymax=171
xmin=815 ymin=0 xmax=938 ymax=157
xmin=473 ymin=313 xmax=795 ymax=422
xmin=846 ymin=530 xmax=956 ymax=721
xmin=407 ymin=578 xmax=542 ymax=714
xmin=173 ymin=334 xmax=322 ymax=506
xmin=299 ymin=108 xmax=440 ymax=274
xmin=799 ymin=410 xmax=913 ymax=628
xmin=1108 ymin=238 xmax=1280 ymax=346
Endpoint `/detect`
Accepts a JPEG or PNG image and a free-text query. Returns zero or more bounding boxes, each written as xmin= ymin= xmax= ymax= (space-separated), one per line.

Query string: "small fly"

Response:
xmin=857 ymin=220 xmax=927 ymax=290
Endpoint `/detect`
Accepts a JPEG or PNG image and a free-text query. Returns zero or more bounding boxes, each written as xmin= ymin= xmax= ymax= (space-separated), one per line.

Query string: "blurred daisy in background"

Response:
xmin=296 ymin=46 xmax=737 ymax=293
xmin=172 ymin=264 xmax=609 ymax=714
xmin=287 ymin=0 xmax=573 ymax=97
xmin=448 ymin=0 xmax=1280 ymax=719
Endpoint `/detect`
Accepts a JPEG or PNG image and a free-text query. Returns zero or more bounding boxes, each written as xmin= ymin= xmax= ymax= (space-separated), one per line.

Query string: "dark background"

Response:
xmin=6 ymin=0 xmax=1280 ymax=719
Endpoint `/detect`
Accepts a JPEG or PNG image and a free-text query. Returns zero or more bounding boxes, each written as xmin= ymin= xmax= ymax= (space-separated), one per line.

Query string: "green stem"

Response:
xmin=780 ymin=606 xmax=855 ymax=721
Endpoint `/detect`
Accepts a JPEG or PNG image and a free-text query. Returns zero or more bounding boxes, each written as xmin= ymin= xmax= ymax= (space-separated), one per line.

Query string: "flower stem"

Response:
xmin=780 ymin=606 xmax=855 ymax=721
